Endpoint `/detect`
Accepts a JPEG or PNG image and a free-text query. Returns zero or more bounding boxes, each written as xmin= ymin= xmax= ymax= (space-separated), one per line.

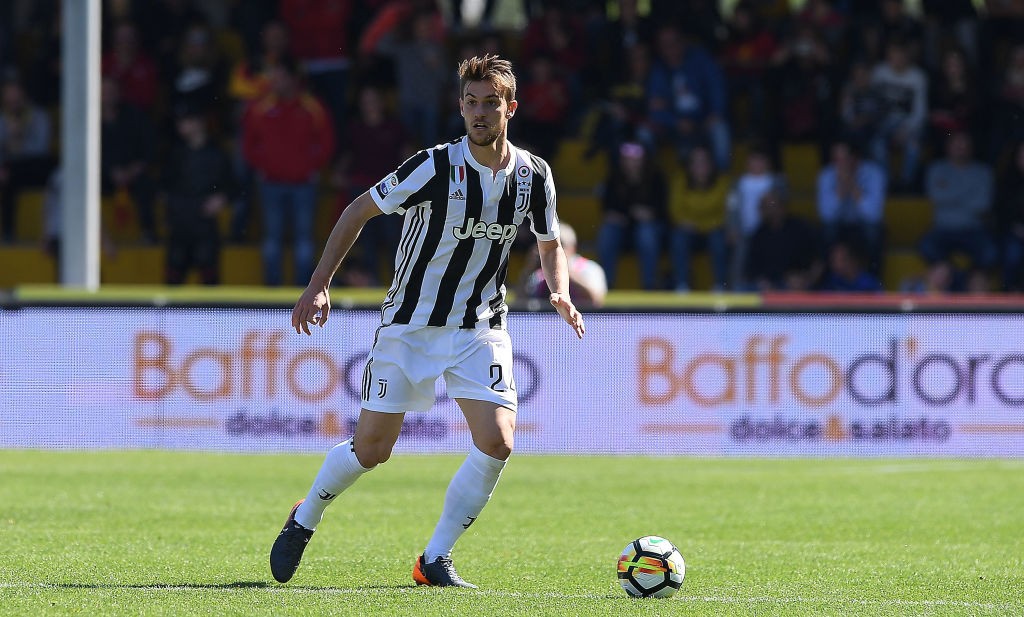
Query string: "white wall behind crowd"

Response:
xmin=1 ymin=309 xmax=1022 ymax=456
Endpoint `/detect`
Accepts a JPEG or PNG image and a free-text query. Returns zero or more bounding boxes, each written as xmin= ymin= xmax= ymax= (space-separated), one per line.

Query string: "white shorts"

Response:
xmin=361 ymin=324 xmax=517 ymax=413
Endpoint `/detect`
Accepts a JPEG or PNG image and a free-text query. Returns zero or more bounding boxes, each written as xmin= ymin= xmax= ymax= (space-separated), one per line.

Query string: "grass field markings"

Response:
xmin=1 ymin=583 xmax=1019 ymax=610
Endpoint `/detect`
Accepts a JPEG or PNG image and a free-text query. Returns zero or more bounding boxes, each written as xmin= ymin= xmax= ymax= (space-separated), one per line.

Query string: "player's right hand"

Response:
xmin=291 ymin=285 xmax=331 ymax=335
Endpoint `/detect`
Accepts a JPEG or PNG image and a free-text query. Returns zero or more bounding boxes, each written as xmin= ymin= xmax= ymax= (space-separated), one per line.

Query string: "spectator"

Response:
xmin=744 ymin=189 xmax=822 ymax=291
xmin=374 ymin=8 xmax=448 ymax=148
xmin=229 ymin=20 xmax=290 ymax=103
xmin=820 ymin=237 xmax=883 ymax=291
xmin=991 ymin=44 xmax=1024 ymax=161
xmin=770 ymin=22 xmax=835 ymax=144
xmin=995 ymin=141 xmax=1024 ymax=291
xmin=877 ymin=0 xmax=925 ymax=62
xmin=817 ymin=138 xmax=887 ymax=273
xmin=602 ymin=0 xmax=656 ymax=80
xmin=242 ymin=57 xmax=335 ymax=286
xmin=170 ymin=23 xmax=226 ymax=125
xmin=133 ymin=0 xmax=208 ymax=81
xmin=795 ymin=0 xmax=847 ymax=51
xmin=0 ymin=79 xmax=54 ymax=244
xmin=331 ymin=85 xmax=412 ymax=286
xmin=727 ymin=144 xmax=786 ymax=289
xmin=521 ymin=223 xmax=607 ymax=308
xmin=586 ymin=43 xmax=654 ymax=162
xmin=647 ymin=24 xmax=730 ymax=169
xmin=101 ymin=22 xmax=159 ymax=110
xmin=921 ymin=0 xmax=978 ymax=68
xmin=919 ymin=131 xmax=997 ymax=289
xmin=162 ymin=105 xmax=234 ymax=285
xmin=870 ymin=38 xmax=928 ymax=190
xmin=280 ymin=0 xmax=354 ymax=145
xmin=900 ymin=259 xmax=958 ymax=294
xmin=597 ymin=142 xmax=667 ymax=290
xmin=520 ymin=6 xmax=587 ymax=84
xmin=839 ymin=60 xmax=886 ymax=148
xmin=927 ymin=47 xmax=981 ymax=154
xmin=720 ymin=1 xmax=779 ymax=139
xmin=515 ymin=53 xmax=570 ymax=162
xmin=451 ymin=0 xmax=498 ymax=32
xmin=226 ymin=19 xmax=291 ymax=242
xmin=668 ymin=145 xmax=731 ymax=291
xmin=100 ymin=76 xmax=159 ymax=244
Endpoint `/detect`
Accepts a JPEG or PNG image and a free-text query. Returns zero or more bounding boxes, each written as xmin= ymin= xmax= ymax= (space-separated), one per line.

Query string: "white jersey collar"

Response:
xmin=462 ymin=136 xmax=517 ymax=176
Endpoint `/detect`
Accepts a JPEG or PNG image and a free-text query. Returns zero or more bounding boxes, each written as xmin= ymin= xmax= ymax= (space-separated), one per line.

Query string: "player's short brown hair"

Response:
xmin=457 ymin=54 xmax=516 ymax=103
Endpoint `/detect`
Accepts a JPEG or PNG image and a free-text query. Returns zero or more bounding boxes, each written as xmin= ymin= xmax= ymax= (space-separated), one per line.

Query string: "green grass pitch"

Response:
xmin=1 ymin=451 xmax=1022 ymax=616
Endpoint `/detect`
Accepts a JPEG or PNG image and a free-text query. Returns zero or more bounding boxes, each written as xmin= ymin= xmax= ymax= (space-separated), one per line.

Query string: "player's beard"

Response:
xmin=467 ymin=121 xmax=503 ymax=147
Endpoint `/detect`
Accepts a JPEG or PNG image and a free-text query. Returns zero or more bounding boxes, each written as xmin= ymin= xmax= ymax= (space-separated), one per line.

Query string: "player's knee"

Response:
xmin=353 ymin=438 xmax=395 ymax=468
xmin=478 ymin=435 xmax=513 ymax=461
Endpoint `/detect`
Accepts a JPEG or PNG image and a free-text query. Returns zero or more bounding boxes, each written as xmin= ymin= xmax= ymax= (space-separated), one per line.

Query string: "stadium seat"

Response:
xmin=552 ymin=139 xmax=607 ymax=192
xmin=0 ymin=246 xmax=57 ymax=286
xmin=13 ymin=189 xmax=46 ymax=243
xmin=885 ymin=196 xmax=932 ymax=249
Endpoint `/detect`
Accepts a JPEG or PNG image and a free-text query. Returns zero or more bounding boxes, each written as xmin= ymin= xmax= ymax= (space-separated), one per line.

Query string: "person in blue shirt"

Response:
xmin=817 ymin=138 xmax=887 ymax=273
xmin=647 ymin=24 xmax=730 ymax=169
xmin=821 ymin=236 xmax=883 ymax=292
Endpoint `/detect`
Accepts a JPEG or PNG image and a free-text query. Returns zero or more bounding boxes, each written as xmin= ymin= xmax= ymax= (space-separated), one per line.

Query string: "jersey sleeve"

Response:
xmin=370 ymin=149 xmax=435 ymax=215
xmin=528 ymin=159 xmax=559 ymax=241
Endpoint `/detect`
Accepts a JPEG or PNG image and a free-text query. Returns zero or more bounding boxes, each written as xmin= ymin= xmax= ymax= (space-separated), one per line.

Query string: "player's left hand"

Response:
xmin=550 ymin=292 xmax=585 ymax=339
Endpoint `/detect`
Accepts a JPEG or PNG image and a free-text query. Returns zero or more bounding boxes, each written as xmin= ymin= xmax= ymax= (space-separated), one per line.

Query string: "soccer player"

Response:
xmin=270 ymin=54 xmax=585 ymax=588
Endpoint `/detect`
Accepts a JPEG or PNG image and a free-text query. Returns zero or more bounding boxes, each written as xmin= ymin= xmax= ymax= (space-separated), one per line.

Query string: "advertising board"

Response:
xmin=1 ymin=309 xmax=1021 ymax=455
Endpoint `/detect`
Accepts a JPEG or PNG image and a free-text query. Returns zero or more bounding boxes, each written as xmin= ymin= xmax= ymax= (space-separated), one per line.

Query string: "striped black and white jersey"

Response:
xmin=369 ymin=136 xmax=559 ymax=329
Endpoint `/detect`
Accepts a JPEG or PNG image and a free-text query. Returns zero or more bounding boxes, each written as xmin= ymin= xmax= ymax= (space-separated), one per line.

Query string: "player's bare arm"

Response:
xmin=537 ymin=237 xmax=585 ymax=339
xmin=291 ymin=191 xmax=383 ymax=335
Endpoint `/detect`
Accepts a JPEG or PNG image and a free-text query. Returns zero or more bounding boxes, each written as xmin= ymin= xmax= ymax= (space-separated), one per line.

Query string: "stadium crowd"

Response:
xmin=1 ymin=0 xmax=1023 ymax=293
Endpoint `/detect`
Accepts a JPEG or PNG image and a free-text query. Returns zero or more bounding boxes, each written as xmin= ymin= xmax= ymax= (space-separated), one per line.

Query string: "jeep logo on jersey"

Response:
xmin=453 ymin=218 xmax=518 ymax=243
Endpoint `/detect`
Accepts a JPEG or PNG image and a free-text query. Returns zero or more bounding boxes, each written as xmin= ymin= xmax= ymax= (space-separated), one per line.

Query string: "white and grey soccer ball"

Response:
xmin=616 ymin=535 xmax=685 ymax=598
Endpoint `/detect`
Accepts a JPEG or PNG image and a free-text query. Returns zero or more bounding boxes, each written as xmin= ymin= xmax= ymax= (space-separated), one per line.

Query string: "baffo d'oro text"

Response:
xmin=637 ymin=336 xmax=1024 ymax=408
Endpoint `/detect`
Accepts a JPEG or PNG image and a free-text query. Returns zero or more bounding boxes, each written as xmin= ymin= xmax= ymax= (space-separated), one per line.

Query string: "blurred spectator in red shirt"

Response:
xmin=516 ymin=54 xmax=570 ymax=162
xmin=102 ymin=21 xmax=159 ymax=110
xmin=227 ymin=19 xmax=290 ymax=242
xmin=330 ymin=85 xmax=412 ymax=286
xmin=280 ymin=0 xmax=353 ymax=145
xmin=243 ymin=57 xmax=335 ymax=285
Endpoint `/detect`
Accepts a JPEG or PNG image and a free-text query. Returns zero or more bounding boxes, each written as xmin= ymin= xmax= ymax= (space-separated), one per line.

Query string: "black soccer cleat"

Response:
xmin=412 ymin=553 xmax=478 ymax=589
xmin=270 ymin=499 xmax=314 ymax=583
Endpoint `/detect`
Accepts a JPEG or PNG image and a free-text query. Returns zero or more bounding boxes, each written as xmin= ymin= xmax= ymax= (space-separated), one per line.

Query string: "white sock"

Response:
xmin=293 ymin=439 xmax=372 ymax=530
xmin=423 ymin=446 xmax=507 ymax=562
